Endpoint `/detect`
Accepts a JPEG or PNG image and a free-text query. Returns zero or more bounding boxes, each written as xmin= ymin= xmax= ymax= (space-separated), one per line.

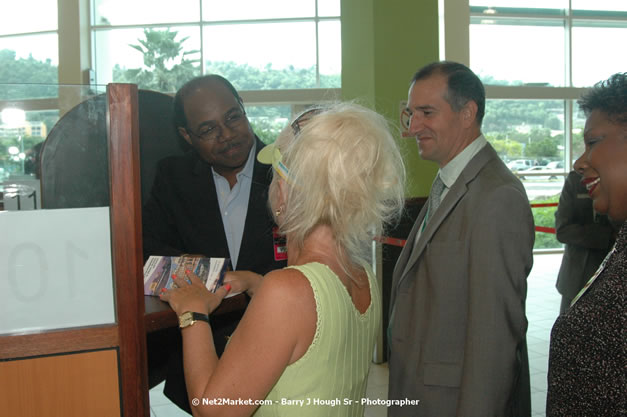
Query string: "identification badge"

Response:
xmin=273 ymin=226 xmax=287 ymax=261
xmin=570 ymin=244 xmax=616 ymax=307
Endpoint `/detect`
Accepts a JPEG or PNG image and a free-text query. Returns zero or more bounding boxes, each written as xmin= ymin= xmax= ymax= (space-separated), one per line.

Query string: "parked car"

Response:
xmin=545 ymin=160 xmax=564 ymax=170
xmin=507 ymin=159 xmax=535 ymax=171
xmin=518 ymin=165 xmax=560 ymax=180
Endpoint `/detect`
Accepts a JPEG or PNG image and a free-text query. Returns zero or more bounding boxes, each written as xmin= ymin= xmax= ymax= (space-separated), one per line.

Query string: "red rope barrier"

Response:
xmin=374 ymin=236 xmax=407 ymax=247
xmin=530 ymin=203 xmax=559 ymax=208
xmin=535 ymin=226 xmax=556 ymax=234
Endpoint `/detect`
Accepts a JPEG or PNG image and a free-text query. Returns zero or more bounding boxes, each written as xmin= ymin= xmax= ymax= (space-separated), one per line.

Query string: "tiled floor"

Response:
xmin=150 ymin=253 xmax=563 ymax=417
xmin=526 ymin=253 xmax=562 ymax=417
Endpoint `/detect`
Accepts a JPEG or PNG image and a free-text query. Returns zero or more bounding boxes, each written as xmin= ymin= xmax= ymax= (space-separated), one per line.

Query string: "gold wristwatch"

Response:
xmin=178 ymin=311 xmax=210 ymax=329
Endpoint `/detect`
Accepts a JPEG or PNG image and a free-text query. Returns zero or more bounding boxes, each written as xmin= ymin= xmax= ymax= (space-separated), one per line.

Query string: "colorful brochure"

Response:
xmin=143 ymin=255 xmax=229 ymax=296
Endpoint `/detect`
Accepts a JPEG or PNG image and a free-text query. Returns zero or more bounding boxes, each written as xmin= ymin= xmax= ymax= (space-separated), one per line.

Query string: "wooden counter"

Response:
xmin=144 ymin=293 xmax=248 ymax=333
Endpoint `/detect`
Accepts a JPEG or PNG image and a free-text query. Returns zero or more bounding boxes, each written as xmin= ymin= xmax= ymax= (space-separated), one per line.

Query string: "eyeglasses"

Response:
xmin=400 ymin=108 xmax=411 ymax=130
xmin=291 ymin=107 xmax=325 ymax=135
xmin=187 ymin=108 xmax=247 ymax=142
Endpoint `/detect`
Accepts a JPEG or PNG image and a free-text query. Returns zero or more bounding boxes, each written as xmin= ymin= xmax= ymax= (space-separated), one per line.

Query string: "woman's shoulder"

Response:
xmin=259 ymin=267 xmax=314 ymax=301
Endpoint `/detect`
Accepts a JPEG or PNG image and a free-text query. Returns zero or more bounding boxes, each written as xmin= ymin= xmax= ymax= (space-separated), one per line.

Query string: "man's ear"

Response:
xmin=178 ymin=126 xmax=193 ymax=146
xmin=461 ymin=101 xmax=478 ymax=128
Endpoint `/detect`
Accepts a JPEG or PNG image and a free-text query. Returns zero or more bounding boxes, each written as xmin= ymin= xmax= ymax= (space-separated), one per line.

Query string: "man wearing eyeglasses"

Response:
xmin=142 ymin=74 xmax=286 ymax=413
xmin=143 ymin=74 xmax=283 ymax=275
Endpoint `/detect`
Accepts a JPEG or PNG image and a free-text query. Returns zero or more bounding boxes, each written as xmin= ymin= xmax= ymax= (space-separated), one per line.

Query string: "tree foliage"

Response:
xmin=478 ymin=74 xmax=524 ymax=86
xmin=530 ymin=195 xmax=561 ymax=249
xmin=0 ymin=49 xmax=58 ymax=99
xmin=110 ymin=28 xmax=341 ymax=94
xmin=248 ymin=116 xmax=289 ymax=145
xmin=486 ymin=136 xmax=523 ymax=159
xmin=484 ymin=100 xmax=563 ymax=133
xmin=205 ymin=61 xmax=340 ymax=91
xmin=113 ymin=28 xmax=200 ymax=92
xmin=1 ymin=30 xmax=578 ymax=171
xmin=524 ymin=136 xmax=560 ymax=158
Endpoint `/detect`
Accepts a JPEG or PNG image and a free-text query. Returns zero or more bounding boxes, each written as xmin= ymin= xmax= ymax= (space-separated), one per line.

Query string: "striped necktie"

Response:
xmin=426 ymin=174 xmax=445 ymax=223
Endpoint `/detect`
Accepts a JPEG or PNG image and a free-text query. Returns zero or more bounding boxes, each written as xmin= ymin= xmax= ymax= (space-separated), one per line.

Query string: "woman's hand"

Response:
xmin=160 ymin=270 xmax=230 ymax=316
xmin=223 ymin=270 xmax=264 ymax=297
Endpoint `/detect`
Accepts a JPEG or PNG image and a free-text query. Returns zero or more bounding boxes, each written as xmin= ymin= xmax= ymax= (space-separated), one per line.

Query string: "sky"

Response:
xmin=470 ymin=23 xmax=627 ymax=87
xmin=470 ymin=0 xmax=627 ymax=10
xmin=468 ymin=0 xmax=627 ymax=86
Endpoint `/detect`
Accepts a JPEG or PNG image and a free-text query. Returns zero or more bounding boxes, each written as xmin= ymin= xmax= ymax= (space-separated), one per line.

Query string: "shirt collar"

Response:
xmin=439 ymin=134 xmax=487 ymax=188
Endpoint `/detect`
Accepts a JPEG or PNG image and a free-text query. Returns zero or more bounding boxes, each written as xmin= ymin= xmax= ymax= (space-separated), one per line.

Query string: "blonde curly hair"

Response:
xmin=269 ymin=102 xmax=406 ymax=284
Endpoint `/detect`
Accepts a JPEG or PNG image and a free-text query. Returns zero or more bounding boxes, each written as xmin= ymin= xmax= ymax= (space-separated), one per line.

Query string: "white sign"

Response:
xmin=0 ymin=207 xmax=115 ymax=335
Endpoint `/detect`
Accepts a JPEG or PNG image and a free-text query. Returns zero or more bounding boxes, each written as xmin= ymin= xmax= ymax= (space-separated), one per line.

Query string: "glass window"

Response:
xmin=203 ymin=22 xmax=317 ymax=90
xmin=0 ymin=34 xmax=58 ymax=69
xmin=0 ymin=1 xmax=57 ymax=85
xmin=0 ymin=35 xmax=58 ymax=90
xmin=318 ymin=0 xmax=341 ymax=16
xmin=93 ymin=0 xmax=200 ymax=25
xmin=1 ymin=86 xmax=116 ymax=333
xmin=483 ymin=99 xmax=565 ymax=251
xmin=470 ymin=0 xmax=566 ymax=8
xmin=572 ymin=0 xmax=627 ymax=12
xmin=0 ymin=0 xmax=57 ymax=35
xmin=470 ymin=20 xmax=565 ymax=86
xmin=572 ymin=24 xmax=627 ymax=87
xmin=0 ymin=109 xmax=58 ymax=182
xmin=531 ymin=197 xmax=561 ymax=250
xmin=202 ymin=0 xmax=316 ymax=21
xmin=466 ymin=1 xmax=626 ymax=252
xmin=483 ymin=98 xmax=566 ymax=194
xmin=571 ymin=101 xmax=586 ymax=165
xmin=93 ymin=26 xmax=201 ymax=89
xmin=318 ymin=20 xmax=342 ymax=87
xmin=245 ymin=105 xmax=291 ymax=145
xmin=91 ymin=0 xmax=341 ymax=92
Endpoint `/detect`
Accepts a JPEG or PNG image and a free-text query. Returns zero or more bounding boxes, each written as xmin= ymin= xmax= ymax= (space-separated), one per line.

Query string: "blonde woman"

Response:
xmin=161 ymin=102 xmax=406 ymax=417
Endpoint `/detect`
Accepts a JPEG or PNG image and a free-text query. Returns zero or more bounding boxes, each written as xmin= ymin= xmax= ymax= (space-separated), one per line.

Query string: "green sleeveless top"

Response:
xmin=254 ymin=262 xmax=381 ymax=417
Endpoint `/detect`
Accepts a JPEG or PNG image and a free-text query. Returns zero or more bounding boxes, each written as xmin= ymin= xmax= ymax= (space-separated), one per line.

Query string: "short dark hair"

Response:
xmin=578 ymin=72 xmax=627 ymax=125
xmin=411 ymin=61 xmax=486 ymax=127
xmin=173 ymin=74 xmax=244 ymax=129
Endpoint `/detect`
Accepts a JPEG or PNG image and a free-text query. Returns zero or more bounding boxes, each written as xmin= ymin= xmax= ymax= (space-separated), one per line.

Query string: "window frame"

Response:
xmin=441 ymin=0 xmax=627 ymax=172
xmin=2 ymin=0 xmax=341 ymax=143
xmin=440 ymin=0 xmax=627 ymax=253
xmin=89 ymin=2 xmax=341 ymax=93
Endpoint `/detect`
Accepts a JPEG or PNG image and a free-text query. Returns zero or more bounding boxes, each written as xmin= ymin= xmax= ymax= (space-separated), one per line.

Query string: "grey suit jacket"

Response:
xmin=388 ymin=144 xmax=534 ymax=417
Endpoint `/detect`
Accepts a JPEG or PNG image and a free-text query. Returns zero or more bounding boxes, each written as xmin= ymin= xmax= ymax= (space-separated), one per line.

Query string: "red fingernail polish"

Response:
xmin=172 ymin=274 xmax=177 ymax=279
xmin=225 ymin=283 xmax=232 ymax=292
xmin=185 ymin=269 xmax=191 ymax=274
xmin=161 ymin=288 xmax=167 ymax=293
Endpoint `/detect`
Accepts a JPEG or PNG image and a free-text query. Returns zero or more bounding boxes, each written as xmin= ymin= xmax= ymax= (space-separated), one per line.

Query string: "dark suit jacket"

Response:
xmin=555 ymin=170 xmax=616 ymax=312
xmin=388 ymin=144 xmax=535 ymax=417
xmin=142 ymin=137 xmax=286 ymax=412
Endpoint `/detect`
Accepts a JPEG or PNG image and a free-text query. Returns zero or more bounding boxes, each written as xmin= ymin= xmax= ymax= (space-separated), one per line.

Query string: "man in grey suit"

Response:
xmin=388 ymin=61 xmax=535 ymax=417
